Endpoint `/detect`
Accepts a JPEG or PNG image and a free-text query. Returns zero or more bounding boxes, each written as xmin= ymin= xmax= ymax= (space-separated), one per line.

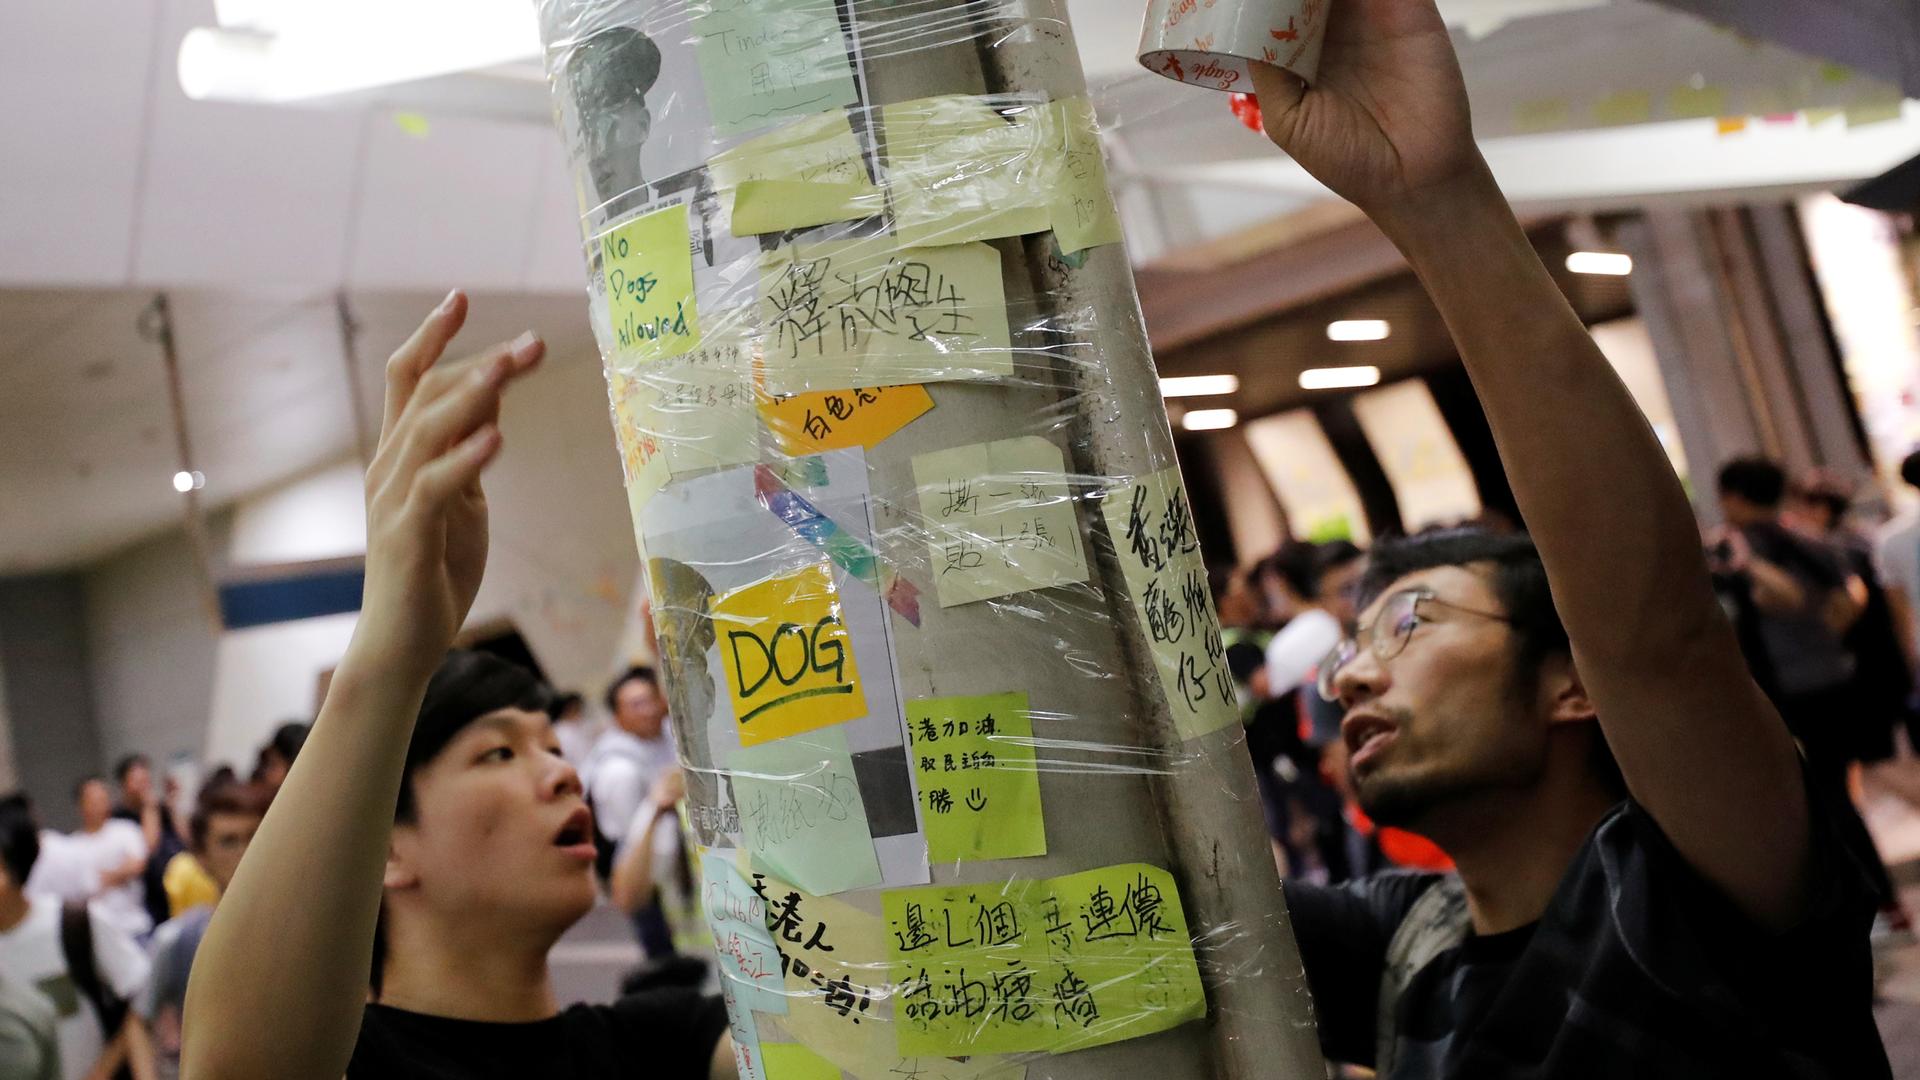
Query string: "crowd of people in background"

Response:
xmin=1218 ymin=449 xmax=1920 ymax=938
xmin=0 ymin=655 xmax=694 ymax=1080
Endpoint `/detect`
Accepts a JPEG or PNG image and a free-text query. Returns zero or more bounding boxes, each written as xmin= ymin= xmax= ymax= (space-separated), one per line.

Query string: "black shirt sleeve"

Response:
xmin=598 ymin=989 xmax=730 ymax=1077
xmin=1282 ymin=872 xmax=1443 ymax=1068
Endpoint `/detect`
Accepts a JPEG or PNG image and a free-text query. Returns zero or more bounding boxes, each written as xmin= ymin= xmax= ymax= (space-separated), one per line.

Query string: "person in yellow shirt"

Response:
xmin=160 ymin=852 xmax=217 ymax=919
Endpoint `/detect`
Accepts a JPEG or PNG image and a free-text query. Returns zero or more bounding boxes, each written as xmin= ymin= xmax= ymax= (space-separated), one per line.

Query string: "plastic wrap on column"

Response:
xmin=531 ymin=2 xmax=1324 ymax=1077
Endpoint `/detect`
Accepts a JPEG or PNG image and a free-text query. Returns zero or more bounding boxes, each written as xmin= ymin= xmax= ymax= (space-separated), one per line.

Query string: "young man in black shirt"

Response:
xmin=182 ymin=293 xmax=732 ymax=1080
xmin=1252 ymin=1 xmax=1890 ymax=1075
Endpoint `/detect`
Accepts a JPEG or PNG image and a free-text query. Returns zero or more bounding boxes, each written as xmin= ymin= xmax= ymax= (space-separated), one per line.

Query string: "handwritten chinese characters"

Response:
xmin=760 ymin=383 xmax=934 ymax=456
xmin=1043 ymin=98 xmax=1124 ymax=256
xmin=911 ymin=437 xmax=1090 ymax=608
xmin=1101 ymin=468 xmax=1239 ymax=742
xmin=905 ymin=692 xmax=1045 ymax=863
xmin=713 ymin=562 xmax=867 ymax=745
xmin=883 ymin=863 xmax=1206 ymax=1056
xmin=701 ymin=852 xmax=789 ymax=1017
xmin=731 ymin=729 xmax=882 ymax=895
xmin=601 ymin=202 xmax=700 ymax=363
xmin=758 ymin=239 xmax=1013 ymax=394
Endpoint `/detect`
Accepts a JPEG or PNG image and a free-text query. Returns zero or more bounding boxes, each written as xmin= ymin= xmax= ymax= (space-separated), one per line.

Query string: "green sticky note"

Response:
xmin=710 ymin=112 xmax=884 ymax=235
xmin=762 ymin=1044 xmax=841 ymax=1080
xmin=1846 ymin=99 xmax=1906 ymax=128
xmin=635 ymin=326 xmax=760 ymax=476
xmin=1044 ymin=98 xmax=1123 ymax=256
xmin=1513 ymin=98 xmax=1571 ymax=134
xmin=905 ymin=693 xmax=1045 ymax=862
xmin=884 ymin=863 xmax=1206 ymax=1057
xmin=732 ymin=728 xmax=882 ymax=896
xmin=1667 ymin=84 xmax=1727 ymax=120
xmin=882 ymin=95 xmax=1054 ymax=247
xmin=694 ymin=0 xmax=859 ymax=136
xmin=600 ymin=203 xmax=699 ymax=363
xmin=733 ymin=180 xmax=884 ymax=235
xmin=910 ymin=436 xmax=1091 ymax=608
xmin=758 ymin=237 xmax=1013 ymax=394
xmin=1099 ymin=469 xmax=1240 ymax=743
xmin=1593 ymin=91 xmax=1653 ymax=127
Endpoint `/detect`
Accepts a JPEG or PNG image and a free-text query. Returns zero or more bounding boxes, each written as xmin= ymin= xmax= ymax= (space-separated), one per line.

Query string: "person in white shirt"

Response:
xmin=1876 ymin=450 xmax=1920 ymax=677
xmin=1265 ymin=541 xmax=1368 ymax=699
xmin=64 ymin=778 xmax=151 ymax=941
xmin=0 ymin=794 xmax=157 ymax=1080
xmin=547 ymin=692 xmax=602 ymax=771
xmin=582 ymin=666 xmax=679 ymax=958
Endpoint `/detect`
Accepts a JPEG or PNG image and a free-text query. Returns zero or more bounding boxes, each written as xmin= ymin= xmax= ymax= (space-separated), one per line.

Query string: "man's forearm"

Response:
xmin=182 ymin=654 xmax=431 ymax=1080
xmin=1374 ymin=164 xmax=1721 ymax=661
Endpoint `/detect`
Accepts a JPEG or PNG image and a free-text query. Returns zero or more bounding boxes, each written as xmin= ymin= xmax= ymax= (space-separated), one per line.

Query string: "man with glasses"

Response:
xmin=1255 ymin=0 xmax=1890 ymax=1075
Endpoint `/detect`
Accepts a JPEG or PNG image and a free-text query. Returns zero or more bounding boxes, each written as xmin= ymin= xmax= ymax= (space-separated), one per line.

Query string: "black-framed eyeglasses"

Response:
xmin=1316 ymin=586 xmax=1513 ymax=702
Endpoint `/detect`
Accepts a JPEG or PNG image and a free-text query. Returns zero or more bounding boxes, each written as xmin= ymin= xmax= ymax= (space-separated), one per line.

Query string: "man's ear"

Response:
xmin=383 ymin=827 xmax=421 ymax=892
xmin=1537 ymin=653 xmax=1598 ymax=729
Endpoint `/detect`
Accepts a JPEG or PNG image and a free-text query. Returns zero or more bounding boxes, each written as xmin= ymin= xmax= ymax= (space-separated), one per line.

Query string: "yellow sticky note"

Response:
xmin=1667 ymin=84 xmax=1727 ymax=120
xmin=885 ymin=863 xmax=1206 ymax=1056
xmin=905 ymin=693 xmax=1045 ymax=863
xmin=882 ymin=95 xmax=1054 ymax=247
xmin=759 ymin=238 xmax=1013 ymax=394
xmin=1847 ymin=99 xmax=1906 ymax=128
xmin=713 ymin=562 xmax=867 ymax=746
xmin=1593 ymin=90 xmax=1653 ymax=127
xmin=751 ymin=870 xmax=1028 ymax=1080
xmin=1100 ymin=468 xmax=1239 ymax=742
xmin=761 ymin=384 xmax=933 ymax=455
xmin=762 ymin=1044 xmax=839 ymax=1080
xmin=632 ymin=329 xmax=762 ymax=475
xmin=1044 ymin=98 xmax=1124 ymax=256
xmin=609 ymin=369 xmax=671 ymax=494
xmin=1716 ymin=116 xmax=1750 ymax=136
xmin=1513 ymin=98 xmax=1570 ymax=134
xmin=601 ymin=203 xmax=699 ymax=363
xmin=911 ymin=436 xmax=1090 ymax=608
xmin=710 ymin=112 xmax=885 ymax=235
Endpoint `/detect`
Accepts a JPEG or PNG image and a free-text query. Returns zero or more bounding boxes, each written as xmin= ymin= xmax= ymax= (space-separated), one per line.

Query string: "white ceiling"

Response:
xmin=2 ymin=0 xmax=1918 ymax=575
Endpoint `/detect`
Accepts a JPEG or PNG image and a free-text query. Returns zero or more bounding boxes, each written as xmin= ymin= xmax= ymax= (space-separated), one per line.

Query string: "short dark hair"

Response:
xmin=396 ymin=651 xmax=552 ymax=825
xmin=1902 ymin=449 xmax=1920 ymax=492
xmin=0 ymin=794 xmax=38 ymax=887
xmin=113 ymin=754 xmax=150 ymax=785
xmin=189 ymin=781 xmax=271 ymax=852
xmin=603 ymin=666 xmax=659 ymax=715
xmin=267 ymin=722 xmax=310 ymax=765
xmin=1259 ymin=541 xmax=1324 ymax=600
xmin=374 ymin=650 xmax=551 ymax=996
xmin=73 ymin=775 xmax=107 ymax=802
xmin=567 ymin=27 xmax=663 ymax=118
xmin=1717 ymin=457 xmax=1787 ymax=508
xmin=1314 ymin=541 xmax=1365 ymax=595
xmin=1357 ymin=529 xmax=1624 ymax=794
xmin=547 ymin=692 xmax=585 ymax=721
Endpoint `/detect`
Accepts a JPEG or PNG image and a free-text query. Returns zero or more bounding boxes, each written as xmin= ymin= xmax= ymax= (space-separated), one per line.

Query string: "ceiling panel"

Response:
xmin=0 ymin=0 xmax=157 ymax=285
xmin=135 ymin=0 xmax=365 ymax=288
xmin=347 ymin=114 xmax=549 ymax=291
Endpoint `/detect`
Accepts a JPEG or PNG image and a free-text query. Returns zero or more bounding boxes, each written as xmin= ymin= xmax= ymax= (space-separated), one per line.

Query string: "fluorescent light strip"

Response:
xmin=1181 ymin=409 xmax=1240 ymax=432
xmin=1327 ymin=319 xmax=1391 ymax=342
xmin=1159 ymin=374 xmax=1241 ymax=398
xmin=1566 ymin=251 xmax=1633 ymax=276
xmin=1299 ymin=366 xmax=1382 ymax=391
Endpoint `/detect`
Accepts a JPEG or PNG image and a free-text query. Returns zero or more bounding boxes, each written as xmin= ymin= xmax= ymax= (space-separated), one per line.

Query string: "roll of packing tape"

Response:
xmin=1138 ymin=0 xmax=1331 ymax=93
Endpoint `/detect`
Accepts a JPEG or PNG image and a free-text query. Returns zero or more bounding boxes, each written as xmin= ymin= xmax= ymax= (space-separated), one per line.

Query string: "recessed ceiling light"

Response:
xmin=172 ymin=470 xmax=206 ymax=493
xmin=1299 ymin=366 xmax=1383 ymax=391
xmin=1159 ymin=375 xmax=1240 ymax=398
xmin=1327 ymin=320 xmax=1391 ymax=342
xmin=1180 ymin=409 xmax=1239 ymax=432
xmin=1566 ymin=251 xmax=1633 ymax=276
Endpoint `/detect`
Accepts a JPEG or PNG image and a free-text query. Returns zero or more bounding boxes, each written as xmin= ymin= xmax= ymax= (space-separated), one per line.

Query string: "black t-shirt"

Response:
xmin=347 ymin=989 xmax=728 ymax=1079
xmin=1283 ymin=774 xmax=1890 ymax=1079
